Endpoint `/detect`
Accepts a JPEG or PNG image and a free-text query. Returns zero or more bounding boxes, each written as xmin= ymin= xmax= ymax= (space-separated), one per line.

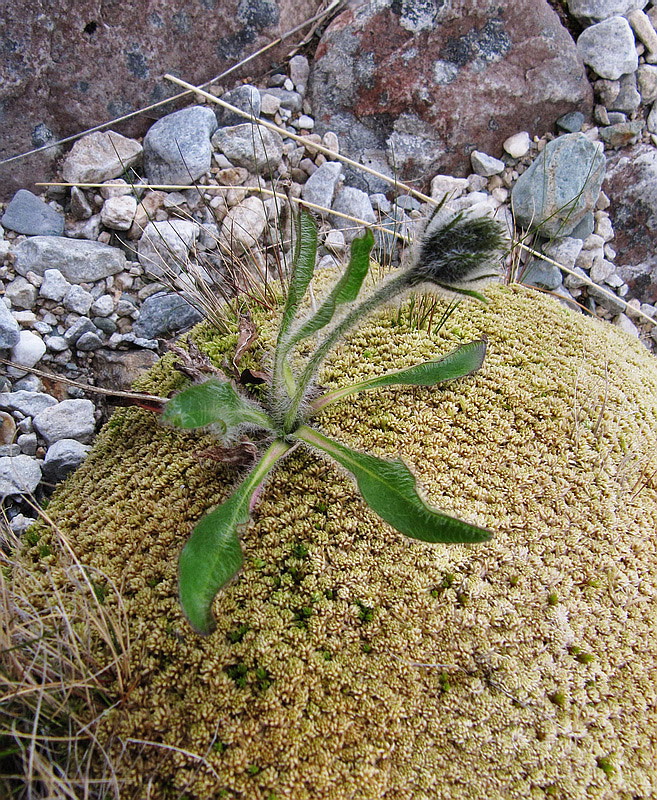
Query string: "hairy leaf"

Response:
xmin=163 ymin=378 xmax=273 ymax=433
xmin=296 ymin=425 xmax=491 ymax=544
xmin=312 ymin=340 xmax=486 ymax=412
xmin=278 ymin=208 xmax=318 ymax=338
xmin=287 ymin=229 xmax=374 ymax=347
xmin=179 ymin=440 xmax=292 ymax=634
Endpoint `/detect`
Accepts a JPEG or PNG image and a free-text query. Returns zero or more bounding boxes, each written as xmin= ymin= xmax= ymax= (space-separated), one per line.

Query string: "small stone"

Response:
xmin=609 ymin=72 xmax=642 ymax=114
xmin=64 ymin=317 xmax=96 ymax=346
xmin=137 ymin=220 xmax=199 ymax=278
xmin=503 ymin=131 xmax=531 ymax=158
xmin=324 ymin=229 xmax=346 ymax=252
xmin=65 ymin=215 xmax=103 ymax=241
xmin=63 ymin=285 xmax=94 ymax=315
xmin=430 ymin=175 xmax=469 ymax=200
xmin=0 ymin=454 xmax=42 ymax=497
xmin=301 ymin=161 xmax=343 ymax=215
xmin=599 ymin=121 xmax=643 ymax=147
xmin=293 ymin=114 xmax=315 ymax=130
xmin=215 ymin=85 xmax=261 ymax=127
xmin=6 ymin=276 xmax=38 ymax=309
xmin=627 ymin=9 xmax=657 ymax=57
xmin=260 ymin=93 xmax=281 ymax=116
xmin=322 ymin=131 xmax=339 ymax=154
xmin=144 ymin=106 xmax=217 ymax=185
xmin=90 ymin=295 xmax=115 ymax=317
xmin=10 ymin=331 xmax=46 ymax=369
xmin=606 ymin=112 xmax=627 ymax=125
xmin=257 ymin=88 xmax=303 ymax=113
xmin=62 ymin=131 xmax=143 ymax=184
xmin=14 ymin=237 xmax=126 ymax=282
xmin=577 ymin=17 xmax=638 ymax=80
xmin=647 ymin=102 xmax=657 ymax=134
xmin=100 ymin=195 xmax=137 ymax=230
xmin=331 ymin=187 xmax=376 ymax=241
xmin=100 ymin=179 xmax=133 ymax=199
xmin=33 ymin=399 xmax=96 ymax=445
xmin=567 ymin=0 xmax=647 ymax=25
xmin=289 ymin=55 xmax=310 ymax=93
xmin=470 ymin=150 xmax=505 ymax=177
xmin=70 ymin=187 xmax=93 ymax=220
xmin=613 ymin=312 xmax=640 ymax=337
xmin=220 ymin=196 xmax=267 ymax=254
xmin=17 ymin=433 xmax=37 ymax=456
xmin=594 ymin=212 xmax=614 ymax=242
xmin=638 ymin=64 xmax=657 ymax=103
xmin=590 ymin=256 xmax=616 ymax=283
xmin=212 ymin=124 xmax=284 ymax=173
xmin=45 ymin=335 xmax=69 ymax=353
xmin=542 ymin=237 xmax=584 ymax=270
xmin=39 ymin=269 xmax=71 ymax=302
xmin=369 ymin=193 xmax=392 ymax=213
xmin=0 ymin=411 xmax=16 ymax=445
xmin=132 ymin=293 xmax=202 ymax=339
xmin=75 ymin=331 xmax=104 ymax=351
xmin=1 ymin=190 xmax=65 ymax=236
xmin=42 ymin=438 xmax=91 ymax=483
xmin=556 ymin=112 xmax=585 ymax=133
xmin=0 ymin=391 xmax=58 ymax=416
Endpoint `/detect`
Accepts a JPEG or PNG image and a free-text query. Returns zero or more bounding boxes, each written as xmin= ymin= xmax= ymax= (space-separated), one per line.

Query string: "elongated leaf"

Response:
xmin=278 ymin=208 xmax=318 ymax=338
xmin=296 ymin=425 xmax=491 ymax=544
xmin=286 ymin=229 xmax=374 ymax=347
xmin=163 ymin=378 xmax=273 ymax=433
xmin=312 ymin=340 xmax=486 ymax=412
xmin=179 ymin=440 xmax=291 ymax=634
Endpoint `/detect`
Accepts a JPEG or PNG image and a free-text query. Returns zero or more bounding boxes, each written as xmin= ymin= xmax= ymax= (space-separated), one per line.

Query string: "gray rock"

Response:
xmin=470 ymin=150 xmax=505 ymax=177
xmin=542 ymin=237 xmax=584 ymax=271
xmin=607 ymin=72 xmax=642 ymax=114
xmin=63 ymin=285 xmax=94 ymax=315
xmin=70 ymin=187 xmax=93 ymax=220
xmin=220 ymin=196 xmax=267 ymax=254
xmin=100 ymin=195 xmax=137 ymax=230
xmin=1 ymin=190 xmax=64 ymax=236
xmin=90 ymin=295 xmax=115 ymax=317
xmin=75 ymin=332 xmax=104 ymax=351
xmin=301 ymin=161 xmax=343 ymax=214
xmin=6 ymin=276 xmax=38 ymax=309
xmin=39 ymin=269 xmax=72 ymax=302
xmin=588 ymin=283 xmax=626 ymax=313
xmin=62 ymin=131 xmax=143 ymax=185
xmin=556 ymin=111 xmax=586 ymax=133
xmin=42 ymin=438 xmax=91 ymax=483
xmin=290 ymin=54 xmax=310 ymax=94
xmin=599 ymin=120 xmax=643 ymax=148
xmin=17 ymin=433 xmax=37 ymax=456
xmin=0 ymin=454 xmax=42 ymax=497
xmin=33 ymin=399 xmax=96 ymax=445
xmin=521 ymin=258 xmax=563 ymax=290
xmin=64 ymin=317 xmax=97 ymax=346
xmin=638 ymin=64 xmax=657 ymax=103
xmin=215 ymin=85 xmax=261 ymax=127
xmin=212 ymin=124 xmax=283 ymax=173
xmin=14 ymin=237 xmax=127 ymax=283
xmin=137 ymin=220 xmax=199 ymax=278
xmin=45 ymin=335 xmax=70 ymax=353
xmin=577 ymin=17 xmax=638 ymax=80
xmin=144 ymin=106 xmax=217 ymax=185
xmin=0 ymin=390 xmax=58 ymax=416
xmin=331 ymin=187 xmax=377 ymax=241
xmin=511 ymin=133 xmax=605 ymax=237
xmin=65 ymin=215 xmax=103 ymax=241
xmin=567 ymin=0 xmax=647 ymax=23
xmin=92 ymin=318 xmax=117 ymax=335
xmin=257 ymin=88 xmax=303 ymax=112
xmin=10 ymin=331 xmax=46 ymax=369
xmin=568 ymin=211 xmax=595 ymax=240
xmin=647 ymin=102 xmax=657 ymax=134
xmin=132 ymin=293 xmax=202 ymax=339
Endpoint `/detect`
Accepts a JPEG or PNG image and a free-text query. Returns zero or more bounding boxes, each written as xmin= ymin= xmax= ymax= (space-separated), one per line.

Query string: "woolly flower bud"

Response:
xmin=405 ymin=211 xmax=506 ymax=293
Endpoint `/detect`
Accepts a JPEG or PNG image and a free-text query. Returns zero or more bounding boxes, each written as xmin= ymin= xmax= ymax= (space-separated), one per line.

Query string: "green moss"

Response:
xmin=596 ymin=755 xmax=615 ymax=776
xmin=548 ymin=691 xmax=566 ymax=709
xmin=227 ymin=624 xmax=250 ymax=644
xmin=547 ymin=591 xmax=559 ymax=606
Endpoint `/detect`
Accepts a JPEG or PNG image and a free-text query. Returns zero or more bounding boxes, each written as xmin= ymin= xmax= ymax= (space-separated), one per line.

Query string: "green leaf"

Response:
xmin=278 ymin=208 xmax=318 ymax=338
xmin=295 ymin=425 xmax=491 ymax=544
xmin=163 ymin=378 xmax=273 ymax=433
xmin=286 ymin=229 xmax=374 ymax=346
xmin=312 ymin=340 xmax=486 ymax=412
xmin=179 ymin=439 xmax=291 ymax=634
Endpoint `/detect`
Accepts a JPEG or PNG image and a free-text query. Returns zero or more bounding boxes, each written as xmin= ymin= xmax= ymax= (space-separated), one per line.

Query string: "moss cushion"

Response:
xmin=22 ymin=284 xmax=657 ymax=799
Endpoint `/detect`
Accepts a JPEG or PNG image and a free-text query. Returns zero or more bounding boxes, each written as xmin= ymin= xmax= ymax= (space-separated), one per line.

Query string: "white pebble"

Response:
xmin=503 ymin=131 xmax=531 ymax=159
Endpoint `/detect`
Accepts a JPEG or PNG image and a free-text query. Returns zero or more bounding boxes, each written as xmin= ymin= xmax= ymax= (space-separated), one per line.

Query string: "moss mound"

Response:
xmin=22 ymin=284 xmax=657 ymax=799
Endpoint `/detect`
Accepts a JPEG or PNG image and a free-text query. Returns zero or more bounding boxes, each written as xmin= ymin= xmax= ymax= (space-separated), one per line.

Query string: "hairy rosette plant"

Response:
xmin=164 ymin=207 xmax=506 ymax=634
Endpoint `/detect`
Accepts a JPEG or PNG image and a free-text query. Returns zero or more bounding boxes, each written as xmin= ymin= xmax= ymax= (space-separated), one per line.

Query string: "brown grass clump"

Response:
xmin=4 ymin=283 xmax=657 ymax=799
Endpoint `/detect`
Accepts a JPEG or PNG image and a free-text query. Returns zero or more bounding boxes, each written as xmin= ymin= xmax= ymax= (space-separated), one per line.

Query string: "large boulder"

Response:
xmin=0 ymin=0 xmax=324 ymax=199
xmin=15 ymin=281 xmax=657 ymax=798
xmin=310 ymin=0 xmax=593 ymax=191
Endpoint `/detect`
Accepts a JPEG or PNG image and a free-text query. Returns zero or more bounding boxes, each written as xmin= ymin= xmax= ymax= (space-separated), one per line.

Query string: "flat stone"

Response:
xmin=91 ymin=348 xmax=159 ymax=393
xmin=33 ymin=399 xmax=96 ymax=445
xmin=137 ymin=220 xmax=199 ymax=278
xmin=212 ymin=124 xmax=283 ymax=173
xmin=62 ymin=131 xmax=143 ymax=185
xmin=470 ymin=150 xmax=505 ymax=177
xmin=599 ymin=121 xmax=644 ymax=148
xmin=331 ymin=187 xmax=376 ymax=241
xmin=577 ymin=17 xmax=638 ymax=80
xmin=0 ymin=455 xmax=42 ymax=497
xmin=0 ymin=390 xmax=58 ymax=416
xmin=521 ymin=258 xmax=563 ymax=290
xmin=101 ymin=195 xmax=137 ymax=230
xmin=1 ymin=190 xmax=64 ymax=236
xmin=301 ymin=161 xmax=343 ymax=214
xmin=63 ymin=285 xmax=94 ymax=315
xmin=39 ymin=269 xmax=71 ymax=302
xmin=132 ymin=293 xmax=202 ymax=339
xmin=43 ymin=438 xmax=91 ymax=483
xmin=215 ymin=85 xmax=261 ymax=127
xmin=511 ymin=133 xmax=605 ymax=237
xmin=14 ymin=237 xmax=126 ymax=282
xmin=65 ymin=215 xmax=103 ymax=241
xmin=6 ymin=276 xmax=38 ymax=309
xmin=567 ymin=0 xmax=648 ymax=23
xmin=143 ymin=106 xmax=217 ymax=185
xmin=556 ymin=111 xmax=585 ymax=133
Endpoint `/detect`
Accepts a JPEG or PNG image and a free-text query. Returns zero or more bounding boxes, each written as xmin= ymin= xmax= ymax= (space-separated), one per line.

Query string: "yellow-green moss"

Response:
xmin=18 ymin=283 xmax=657 ymax=799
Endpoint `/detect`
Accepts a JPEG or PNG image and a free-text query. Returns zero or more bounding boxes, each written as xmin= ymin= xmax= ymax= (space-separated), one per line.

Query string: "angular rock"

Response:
xmin=43 ymin=438 xmax=91 ymax=483
xmin=75 ymin=331 xmax=104 ymax=351
xmin=310 ymin=0 xmax=592 ymax=186
xmin=0 ymin=303 xmax=20 ymax=350
xmin=6 ymin=276 xmax=38 ymax=309
xmin=542 ymin=237 xmax=584 ymax=271
xmin=511 ymin=133 xmax=605 ymax=237
xmin=605 ymin=144 xmax=657 ymax=303
xmin=331 ymin=187 xmax=376 ymax=241
xmin=215 ymin=85 xmax=261 ymax=127
xmin=0 ymin=390 xmax=58 ymax=416
xmin=212 ymin=124 xmax=283 ymax=173
xmin=14 ymin=237 xmax=126 ymax=282
xmin=90 ymin=295 xmax=115 ymax=317
xmin=65 ymin=215 xmax=103 ymax=241
xmin=143 ymin=106 xmax=217 ymax=185
xmin=62 ymin=131 xmax=143 ymax=185
xmin=137 ymin=220 xmax=199 ymax=278
xmin=503 ymin=131 xmax=531 ymax=158
xmin=567 ymin=0 xmax=648 ymax=23
xmin=33 ymin=399 xmax=96 ymax=445
xmin=63 ymin=285 xmax=94 ymax=315
xmin=39 ymin=269 xmax=71 ymax=301
xmin=599 ymin=121 xmax=643 ymax=148
xmin=0 ymin=455 xmax=42 ymax=497
xmin=302 ymin=161 xmax=343 ymax=214
xmin=577 ymin=17 xmax=638 ymax=80
xmin=92 ymin=348 xmax=159 ymax=393
xmin=101 ymin=195 xmax=137 ymax=230
xmin=132 ymin=293 xmax=202 ymax=339
xmin=289 ymin=54 xmax=310 ymax=93
xmin=64 ymin=317 xmax=97 ymax=346
xmin=220 ymin=196 xmax=267 ymax=253
xmin=257 ymin=88 xmax=303 ymax=112
xmin=470 ymin=150 xmax=505 ymax=177
xmin=1 ymin=190 xmax=64 ymax=236
xmin=70 ymin=187 xmax=93 ymax=220
xmin=638 ymin=64 xmax=657 ymax=103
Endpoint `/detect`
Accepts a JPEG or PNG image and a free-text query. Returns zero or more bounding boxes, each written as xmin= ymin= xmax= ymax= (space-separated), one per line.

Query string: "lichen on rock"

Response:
xmin=19 ymin=283 xmax=657 ymax=799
